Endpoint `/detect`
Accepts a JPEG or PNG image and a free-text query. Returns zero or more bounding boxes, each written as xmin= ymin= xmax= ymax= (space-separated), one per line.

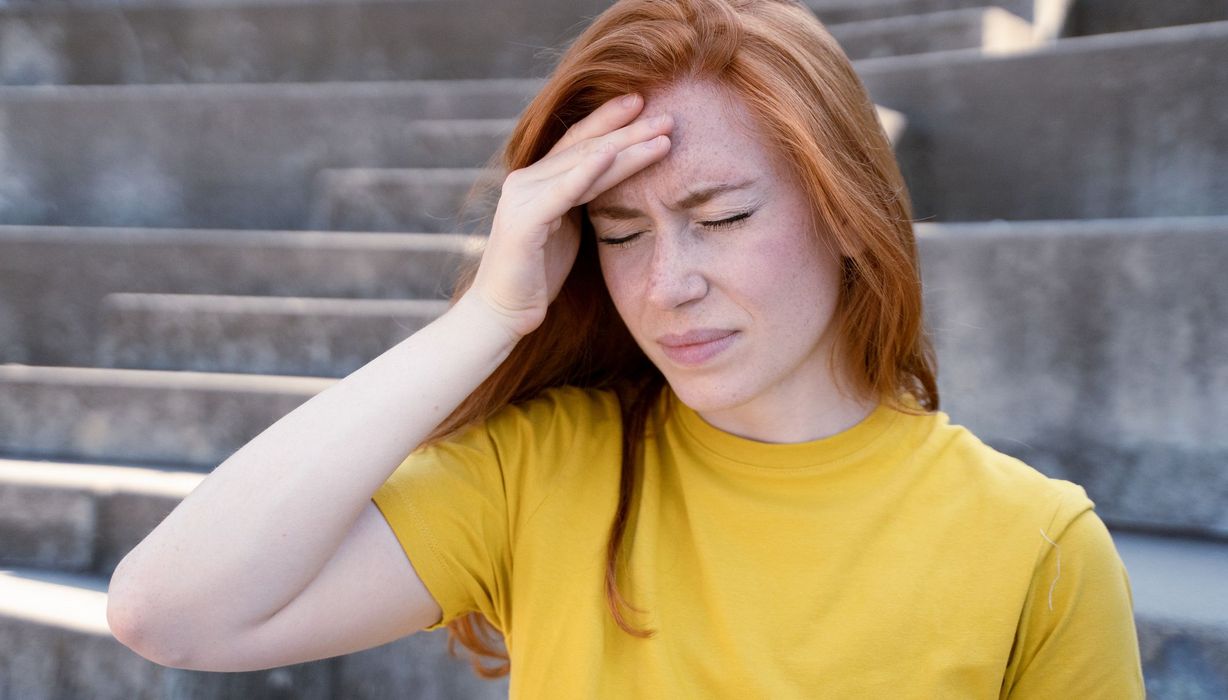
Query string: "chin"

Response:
xmin=661 ymin=372 xmax=755 ymax=414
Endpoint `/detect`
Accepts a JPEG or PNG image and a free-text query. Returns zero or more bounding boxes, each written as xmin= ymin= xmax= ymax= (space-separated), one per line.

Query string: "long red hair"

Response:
xmin=423 ymin=0 xmax=938 ymax=679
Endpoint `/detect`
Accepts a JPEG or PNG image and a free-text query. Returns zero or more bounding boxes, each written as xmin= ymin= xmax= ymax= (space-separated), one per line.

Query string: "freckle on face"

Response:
xmin=591 ymin=79 xmax=847 ymax=418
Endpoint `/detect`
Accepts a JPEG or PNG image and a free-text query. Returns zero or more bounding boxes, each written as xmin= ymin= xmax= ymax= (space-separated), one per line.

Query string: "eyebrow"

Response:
xmin=587 ymin=179 xmax=758 ymax=220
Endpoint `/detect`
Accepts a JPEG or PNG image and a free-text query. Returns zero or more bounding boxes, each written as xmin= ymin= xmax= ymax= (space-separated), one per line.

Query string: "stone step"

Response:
xmin=0 ymin=224 xmax=481 ymax=367
xmin=0 ymin=80 xmax=540 ymax=230
xmin=828 ymin=7 xmax=1037 ymax=60
xmin=808 ymin=0 xmax=1034 ymax=25
xmin=0 ymin=566 xmax=507 ymax=699
xmin=0 ymin=364 xmax=332 ymax=470
xmin=920 ymin=216 xmax=1228 ymax=541
xmin=308 ymin=167 xmax=503 ymax=234
xmin=310 ymin=106 xmax=906 ymax=234
xmin=0 ymin=457 xmax=198 ymax=576
xmin=0 ymin=0 xmax=594 ymax=85
xmin=97 ymin=294 xmax=450 ymax=377
xmin=859 ymin=20 xmax=1228 ymax=220
xmin=1068 ymin=0 xmax=1228 ymax=37
xmin=1 ymin=18 xmax=1220 ymax=231
xmin=1114 ymin=530 xmax=1228 ymax=697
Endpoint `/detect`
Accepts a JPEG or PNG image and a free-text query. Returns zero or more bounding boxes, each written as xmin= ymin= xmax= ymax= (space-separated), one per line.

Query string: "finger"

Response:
xmin=543 ymin=93 xmax=642 ymax=160
xmin=530 ymin=112 xmax=673 ymax=182
xmin=537 ymin=140 xmax=622 ymax=220
xmin=575 ymin=135 xmax=671 ymax=205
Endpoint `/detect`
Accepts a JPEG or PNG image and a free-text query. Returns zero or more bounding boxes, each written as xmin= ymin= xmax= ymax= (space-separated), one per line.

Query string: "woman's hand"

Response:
xmin=465 ymin=92 xmax=674 ymax=341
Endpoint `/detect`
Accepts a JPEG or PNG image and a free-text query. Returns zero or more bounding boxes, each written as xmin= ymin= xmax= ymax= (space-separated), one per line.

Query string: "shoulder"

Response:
xmin=484 ymin=384 xmax=622 ymax=439
xmin=474 ymin=385 xmax=625 ymax=475
xmin=912 ymin=410 xmax=1095 ymax=536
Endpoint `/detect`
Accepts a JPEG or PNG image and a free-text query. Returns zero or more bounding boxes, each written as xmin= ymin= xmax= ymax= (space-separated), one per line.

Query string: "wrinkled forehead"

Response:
xmin=589 ymin=79 xmax=777 ymax=209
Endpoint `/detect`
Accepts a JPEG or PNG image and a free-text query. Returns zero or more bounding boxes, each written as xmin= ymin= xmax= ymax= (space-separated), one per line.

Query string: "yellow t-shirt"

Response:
xmin=371 ymin=385 xmax=1145 ymax=698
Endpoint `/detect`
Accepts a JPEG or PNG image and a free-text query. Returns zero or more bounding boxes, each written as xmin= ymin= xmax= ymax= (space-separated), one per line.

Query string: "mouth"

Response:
xmin=657 ymin=329 xmax=738 ymax=367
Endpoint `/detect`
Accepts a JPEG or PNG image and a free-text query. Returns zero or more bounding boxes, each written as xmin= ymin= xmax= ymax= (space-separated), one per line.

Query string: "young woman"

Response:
xmin=107 ymin=0 xmax=1145 ymax=696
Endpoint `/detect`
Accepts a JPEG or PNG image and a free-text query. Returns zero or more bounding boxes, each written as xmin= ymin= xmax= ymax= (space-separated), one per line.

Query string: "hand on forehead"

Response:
xmin=592 ymin=78 xmax=773 ymax=211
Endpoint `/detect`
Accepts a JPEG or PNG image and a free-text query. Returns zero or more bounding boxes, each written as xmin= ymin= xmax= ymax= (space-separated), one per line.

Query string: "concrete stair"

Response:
xmin=0 ymin=0 xmax=606 ymax=85
xmin=97 ymin=294 xmax=449 ymax=376
xmin=0 ymin=364 xmax=330 ymax=470
xmin=0 ymin=566 xmax=506 ymax=699
xmin=0 ymin=82 xmax=536 ymax=230
xmin=0 ymin=459 xmax=196 ymax=574
xmin=808 ymin=0 xmax=1035 ymax=25
xmin=1067 ymin=1 xmax=1228 ymax=36
xmin=0 ymin=225 xmax=482 ymax=367
xmin=918 ymin=217 xmax=1228 ymax=541
xmin=0 ymin=0 xmax=1225 ymax=697
xmin=858 ymin=20 xmax=1228 ymax=221
xmin=308 ymin=167 xmax=503 ymax=234
xmin=0 ymin=24 xmax=1222 ymax=231
xmin=827 ymin=7 xmax=1038 ymax=60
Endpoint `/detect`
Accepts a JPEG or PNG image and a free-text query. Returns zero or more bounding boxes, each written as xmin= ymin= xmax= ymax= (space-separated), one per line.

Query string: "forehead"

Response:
xmin=589 ymin=79 xmax=780 ymax=209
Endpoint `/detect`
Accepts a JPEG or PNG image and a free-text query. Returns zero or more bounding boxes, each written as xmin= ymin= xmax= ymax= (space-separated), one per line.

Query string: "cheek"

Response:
xmin=597 ymin=250 xmax=638 ymax=316
xmin=748 ymin=231 xmax=839 ymax=323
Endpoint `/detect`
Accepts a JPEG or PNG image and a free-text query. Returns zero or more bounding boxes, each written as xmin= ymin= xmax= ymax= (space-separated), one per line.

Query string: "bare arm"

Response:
xmin=105 ymin=292 xmax=517 ymax=663
xmin=106 ymin=91 xmax=675 ymax=669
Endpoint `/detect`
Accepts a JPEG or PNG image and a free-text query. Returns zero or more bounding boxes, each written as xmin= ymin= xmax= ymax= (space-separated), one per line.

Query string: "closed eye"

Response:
xmin=597 ymin=210 xmax=754 ymax=248
xmin=700 ymin=210 xmax=752 ymax=229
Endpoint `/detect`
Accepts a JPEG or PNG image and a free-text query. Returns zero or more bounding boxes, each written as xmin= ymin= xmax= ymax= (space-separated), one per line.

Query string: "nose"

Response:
xmin=644 ymin=230 xmax=707 ymax=309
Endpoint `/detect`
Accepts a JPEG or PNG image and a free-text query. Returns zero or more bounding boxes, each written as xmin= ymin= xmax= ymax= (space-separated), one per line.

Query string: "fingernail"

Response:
xmin=622 ymin=93 xmax=639 ymax=108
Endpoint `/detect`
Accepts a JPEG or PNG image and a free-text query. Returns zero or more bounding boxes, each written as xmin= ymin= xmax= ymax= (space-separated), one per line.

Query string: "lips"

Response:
xmin=657 ymin=328 xmax=737 ymax=347
xmin=656 ymin=329 xmax=739 ymax=366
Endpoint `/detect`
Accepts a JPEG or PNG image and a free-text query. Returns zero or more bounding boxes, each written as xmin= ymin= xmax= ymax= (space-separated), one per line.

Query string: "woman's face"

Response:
xmin=586 ymin=78 xmax=851 ymax=421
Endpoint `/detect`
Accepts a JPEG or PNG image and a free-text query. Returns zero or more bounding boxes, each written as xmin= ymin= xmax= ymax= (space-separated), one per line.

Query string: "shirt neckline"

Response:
xmin=664 ymin=386 xmax=904 ymax=471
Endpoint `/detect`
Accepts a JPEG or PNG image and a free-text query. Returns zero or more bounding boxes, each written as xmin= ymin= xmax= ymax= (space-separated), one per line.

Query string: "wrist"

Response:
xmin=450 ymin=290 xmax=526 ymax=355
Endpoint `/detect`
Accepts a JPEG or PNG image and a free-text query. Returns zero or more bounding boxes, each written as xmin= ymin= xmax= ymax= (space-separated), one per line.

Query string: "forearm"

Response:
xmin=108 ymin=291 xmax=517 ymax=640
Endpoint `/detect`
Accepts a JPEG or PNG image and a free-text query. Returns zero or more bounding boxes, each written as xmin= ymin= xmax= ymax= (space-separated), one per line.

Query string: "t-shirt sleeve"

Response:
xmin=1001 ymin=491 xmax=1146 ymax=698
xmin=370 ymin=419 xmax=511 ymax=634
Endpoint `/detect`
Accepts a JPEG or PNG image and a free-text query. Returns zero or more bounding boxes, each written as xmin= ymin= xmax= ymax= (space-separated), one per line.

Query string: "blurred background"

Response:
xmin=0 ymin=0 xmax=1225 ymax=697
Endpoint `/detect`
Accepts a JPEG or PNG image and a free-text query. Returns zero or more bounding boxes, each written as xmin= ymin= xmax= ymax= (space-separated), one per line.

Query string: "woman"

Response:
xmin=107 ymin=0 xmax=1145 ymax=696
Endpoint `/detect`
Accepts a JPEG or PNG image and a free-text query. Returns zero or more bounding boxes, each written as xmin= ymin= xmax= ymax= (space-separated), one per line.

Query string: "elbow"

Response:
xmin=106 ymin=567 xmax=196 ymax=669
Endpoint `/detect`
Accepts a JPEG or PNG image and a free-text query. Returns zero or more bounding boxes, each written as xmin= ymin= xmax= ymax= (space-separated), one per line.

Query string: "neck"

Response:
xmin=695 ymin=382 xmax=878 ymax=444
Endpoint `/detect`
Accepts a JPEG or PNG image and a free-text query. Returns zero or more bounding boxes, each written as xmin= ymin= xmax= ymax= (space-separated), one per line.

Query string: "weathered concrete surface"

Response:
xmin=829 ymin=7 xmax=1035 ymax=60
xmin=919 ymin=217 xmax=1228 ymax=539
xmin=0 ymin=225 xmax=480 ymax=366
xmin=0 ymin=0 xmax=1046 ymax=85
xmin=0 ymin=474 xmax=95 ymax=570
xmin=4 ymin=21 xmax=1221 ymax=230
xmin=98 ymin=294 xmax=449 ymax=377
xmin=1069 ymin=0 xmax=1228 ymax=36
xmin=808 ymin=0 xmax=1034 ymax=24
xmin=859 ymin=21 xmax=1228 ymax=220
xmin=0 ymin=458 xmax=197 ymax=575
xmin=0 ymin=81 xmax=537 ymax=229
xmin=0 ymin=565 xmax=509 ymax=699
xmin=0 ymin=568 xmax=347 ymax=699
xmin=1137 ymin=617 xmax=1228 ymax=700
xmin=332 ymin=630 xmax=510 ymax=700
xmin=1116 ymin=531 xmax=1228 ymax=631
xmin=0 ymin=365 xmax=331 ymax=470
xmin=309 ymin=167 xmax=502 ymax=234
xmin=0 ymin=0 xmax=596 ymax=85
